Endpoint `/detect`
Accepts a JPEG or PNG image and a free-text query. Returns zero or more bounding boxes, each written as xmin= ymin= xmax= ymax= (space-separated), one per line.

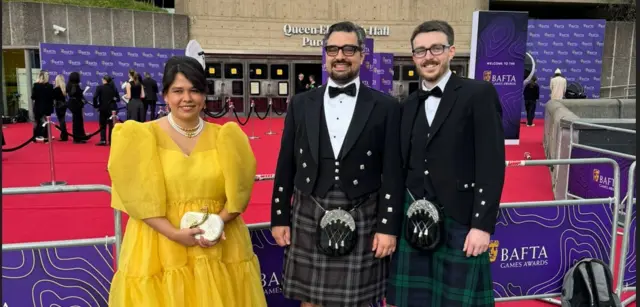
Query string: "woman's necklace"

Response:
xmin=168 ymin=112 xmax=204 ymax=138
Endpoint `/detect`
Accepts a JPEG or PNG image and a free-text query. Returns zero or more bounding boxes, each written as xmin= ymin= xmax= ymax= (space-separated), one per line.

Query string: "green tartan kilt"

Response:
xmin=386 ymin=192 xmax=495 ymax=307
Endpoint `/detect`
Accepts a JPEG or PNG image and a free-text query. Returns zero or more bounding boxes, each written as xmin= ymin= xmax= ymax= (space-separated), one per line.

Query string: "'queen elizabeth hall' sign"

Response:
xmin=283 ymin=24 xmax=391 ymax=47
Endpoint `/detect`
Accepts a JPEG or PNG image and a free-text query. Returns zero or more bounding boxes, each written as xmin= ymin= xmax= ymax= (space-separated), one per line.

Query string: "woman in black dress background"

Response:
xmin=31 ymin=71 xmax=54 ymax=142
xmin=53 ymin=74 xmax=69 ymax=141
xmin=124 ymin=72 xmax=145 ymax=122
xmin=66 ymin=72 xmax=88 ymax=143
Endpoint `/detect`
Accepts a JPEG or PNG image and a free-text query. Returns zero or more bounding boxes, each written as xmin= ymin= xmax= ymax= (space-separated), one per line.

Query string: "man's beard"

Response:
xmin=329 ymin=62 xmax=359 ymax=85
xmin=422 ymin=60 xmax=450 ymax=82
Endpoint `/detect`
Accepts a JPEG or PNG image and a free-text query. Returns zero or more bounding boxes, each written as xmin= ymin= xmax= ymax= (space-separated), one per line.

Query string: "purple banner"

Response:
xmin=2 ymin=245 xmax=114 ymax=306
xmin=39 ymin=43 xmax=182 ymax=122
xmin=360 ymin=38 xmax=375 ymax=88
xmin=373 ymin=53 xmax=394 ymax=95
xmin=525 ymin=20 xmax=606 ymax=118
xmin=469 ymin=11 xmax=528 ymax=143
xmin=491 ymin=196 xmax=616 ymax=297
xmin=567 ymin=147 xmax=636 ymax=286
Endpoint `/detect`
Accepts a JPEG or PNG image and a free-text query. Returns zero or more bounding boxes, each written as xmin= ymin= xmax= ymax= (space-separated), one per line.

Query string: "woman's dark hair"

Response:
xmin=132 ymin=72 xmax=141 ymax=85
xmin=102 ymin=75 xmax=112 ymax=83
xmin=162 ymin=56 xmax=207 ymax=95
xmin=128 ymin=69 xmax=136 ymax=78
xmin=68 ymin=72 xmax=80 ymax=84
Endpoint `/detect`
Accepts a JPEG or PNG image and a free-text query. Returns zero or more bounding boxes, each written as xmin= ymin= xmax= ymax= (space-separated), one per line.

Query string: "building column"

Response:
xmin=24 ymin=49 xmax=33 ymax=121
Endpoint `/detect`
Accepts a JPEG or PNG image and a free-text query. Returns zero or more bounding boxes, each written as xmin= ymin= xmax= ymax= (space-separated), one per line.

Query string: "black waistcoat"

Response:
xmin=405 ymin=100 xmax=438 ymax=202
xmin=313 ymin=106 xmax=344 ymax=198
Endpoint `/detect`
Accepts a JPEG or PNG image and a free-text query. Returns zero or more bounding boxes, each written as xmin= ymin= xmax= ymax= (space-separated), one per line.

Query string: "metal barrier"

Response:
xmin=494 ymin=158 xmax=621 ymax=304
xmin=566 ymin=120 xmax=636 ymax=227
xmin=616 ymin=161 xmax=637 ymax=306
xmin=2 ymin=184 xmax=122 ymax=264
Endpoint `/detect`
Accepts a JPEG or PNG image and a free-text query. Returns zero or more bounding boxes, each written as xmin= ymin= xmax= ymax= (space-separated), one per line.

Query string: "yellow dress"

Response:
xmin=107 ymin=120 xmax=268 ymax=307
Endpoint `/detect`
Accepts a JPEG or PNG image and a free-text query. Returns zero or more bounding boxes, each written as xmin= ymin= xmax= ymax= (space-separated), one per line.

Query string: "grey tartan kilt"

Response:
xmin=282 ymin=186 xmax=388 ymax=307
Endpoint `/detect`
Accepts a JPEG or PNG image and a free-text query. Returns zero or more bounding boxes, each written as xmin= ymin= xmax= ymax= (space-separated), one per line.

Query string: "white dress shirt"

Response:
xmin=323 ymin=77 xmax=360 ymax=158
xmin=421 ymin=70 xmax=452 ymax=125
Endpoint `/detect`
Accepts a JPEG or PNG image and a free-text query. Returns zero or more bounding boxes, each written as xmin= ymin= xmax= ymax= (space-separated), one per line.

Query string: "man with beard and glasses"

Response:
xmin=386 ymin=20 xmax=506 ymax=307
xmin=270 ymin=21 xmax=403 ymax=307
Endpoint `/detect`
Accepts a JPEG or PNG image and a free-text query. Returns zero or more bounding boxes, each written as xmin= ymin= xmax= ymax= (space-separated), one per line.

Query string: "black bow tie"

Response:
xmin=328 ymin=83 xmax=357 ymax=98
xmin=418 ymin=87 xmax=443 ymax=100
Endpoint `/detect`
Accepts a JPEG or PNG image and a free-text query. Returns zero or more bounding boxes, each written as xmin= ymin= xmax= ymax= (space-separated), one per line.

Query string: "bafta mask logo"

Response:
xmin=489 ymin=240 xmax=499 ymax=262
xmin=483 ymin=70 xmax=492 ymax=82
xmin=593 ymin=169 xmax=600 ymax=182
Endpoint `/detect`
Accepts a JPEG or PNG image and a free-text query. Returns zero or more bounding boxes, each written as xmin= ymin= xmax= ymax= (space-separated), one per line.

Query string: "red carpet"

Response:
xmin=1 ymin=118 xmax=634 ymax=306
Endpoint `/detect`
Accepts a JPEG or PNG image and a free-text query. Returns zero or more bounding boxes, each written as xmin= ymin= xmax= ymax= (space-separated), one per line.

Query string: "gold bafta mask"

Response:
xmin=489 ymin=240 xmax=499 ymax=262
xmin=593 ymin=169 xmax=600 ymax=182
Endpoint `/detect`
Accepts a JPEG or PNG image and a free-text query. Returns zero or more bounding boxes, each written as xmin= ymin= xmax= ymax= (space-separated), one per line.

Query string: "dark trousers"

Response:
xmin=55 ymin=106 xmax=69 ymax=141
xmin=143 ymin=99 xmax=157 ymax=121
xmin=32 ymin=110 xmax=47 ymax=140
xmin=524 ymin=100 xmax=537 ymax=126
xmin=98 ymin=110 xmax=114 ymax=143
xmin=70 ymin=104 xmax=87 ymax=142
xmin=127 ymin=99 xmax=145 ymax=122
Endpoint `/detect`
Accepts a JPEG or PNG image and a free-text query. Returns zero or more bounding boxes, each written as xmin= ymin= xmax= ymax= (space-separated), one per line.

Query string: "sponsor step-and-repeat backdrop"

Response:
xmin=321 ymin=38 xmax=393 ymax=95
xmin=470 ymin=10 xmax=528 ymax=144
xmin=39 ymin=43 xmax=183 ymax=122
xmin=525 ymin=20 xmax=606 ymax=118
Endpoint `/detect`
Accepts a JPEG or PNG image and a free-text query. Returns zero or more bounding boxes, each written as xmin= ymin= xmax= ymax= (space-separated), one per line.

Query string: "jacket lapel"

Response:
xmin=425 ymin=74 xmax=462 ymax=148
xmin=304 ymin=88 xmax=325 ymax=163
xmin=401 ymin=92 xmax=420 ymax=167
xmin=341 ymin=84 xmax=375 ymax=159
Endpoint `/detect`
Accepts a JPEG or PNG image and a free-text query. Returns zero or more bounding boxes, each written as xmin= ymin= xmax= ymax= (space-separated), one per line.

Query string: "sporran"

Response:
xmin=310 ymin=196 xmax=363 ymax=257
xmin=404 ymin=190 xmax=444 ymax=251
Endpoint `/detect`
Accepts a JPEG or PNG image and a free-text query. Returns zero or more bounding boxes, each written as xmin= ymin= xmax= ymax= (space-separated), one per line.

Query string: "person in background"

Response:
xmin=550 ymin=68 xmax=567 ymax=100
xmin=523 ymin=75 xmax=540 ymax=127
xmin=142 ymin=72 xmax=159 ymax=121
xmin=93 ymin=75 xmax=121 ymax=146
xmin=107 ymin=56 xmax=267 ymax=307
xmin=53 ymin=74 xmax=69 ymax=141
xmin=306 ymin=74 xmax=317 ymax=89
xmin=296 ymin=73 xmax=308 ymax=93
xmin=31 ymin=71 xmax=54 ymax=142
xmin=66 ymin=72 xmax=88 ymax=144
xmin=124 ymin=72 xmax=146 ymax=122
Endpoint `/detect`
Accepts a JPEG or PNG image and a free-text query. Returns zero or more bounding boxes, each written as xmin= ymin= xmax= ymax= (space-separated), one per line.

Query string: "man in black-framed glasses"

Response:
xmin=387 ymin=20 xmax=506 ymax=307
xmin=271 ymin=21 xmax=403 ymax=307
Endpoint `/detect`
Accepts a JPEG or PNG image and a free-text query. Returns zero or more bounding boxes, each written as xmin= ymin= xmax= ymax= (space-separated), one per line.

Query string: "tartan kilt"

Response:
xmin=386 ymin=191 xmax=495 ymax=307
xmin=282 ymin=186 xmax=387 ymax=307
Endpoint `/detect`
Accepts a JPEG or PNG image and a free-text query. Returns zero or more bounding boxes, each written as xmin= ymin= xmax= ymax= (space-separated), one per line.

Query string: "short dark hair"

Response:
xmin=162 ymin=56 xmax=207 ymax=95
xmin=410 ymin=20 xmax=455 ymax=49
xmin=323 ymin=21 xmax=367 ymax=48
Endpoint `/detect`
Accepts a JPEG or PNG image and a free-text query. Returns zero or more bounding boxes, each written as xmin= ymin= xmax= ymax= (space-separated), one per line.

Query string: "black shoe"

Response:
xmin=96 ymin=141 xmax=107 ymax=146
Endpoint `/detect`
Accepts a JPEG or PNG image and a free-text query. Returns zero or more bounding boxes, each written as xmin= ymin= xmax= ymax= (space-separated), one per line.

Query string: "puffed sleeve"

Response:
xmin=108 ymin=121 xmax=166 ymax=220
xmin=217 ymin=122 xmax=257 ymax=214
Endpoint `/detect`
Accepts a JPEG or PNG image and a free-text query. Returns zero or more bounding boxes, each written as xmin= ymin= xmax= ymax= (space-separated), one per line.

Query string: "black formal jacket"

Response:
xmin=401 ymin=74 xmax=506 ymax=234
xmin=142 ymin=77 xmax=159 ymax=101
xmin=270 ymin=83 xmax=404 ymax=236
xmin=93 ymin=83 xmax=121 ymax=112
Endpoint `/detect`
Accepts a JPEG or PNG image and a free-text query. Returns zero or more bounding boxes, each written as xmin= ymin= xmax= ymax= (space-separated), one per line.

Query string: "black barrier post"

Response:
xmin=248 ymin=100 xmax=259 ymax=140
xmin=265 ymin=83 xmax=277 ymax=136
xmin=40 ymin=116 xmax=66 ymax=186
xmin=265 ymin=97 xmax=277 ymax=136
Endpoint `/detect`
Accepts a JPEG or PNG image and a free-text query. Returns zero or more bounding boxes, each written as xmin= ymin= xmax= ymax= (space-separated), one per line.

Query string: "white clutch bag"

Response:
xmin=179 ymin=212 xmax=225 ymax=242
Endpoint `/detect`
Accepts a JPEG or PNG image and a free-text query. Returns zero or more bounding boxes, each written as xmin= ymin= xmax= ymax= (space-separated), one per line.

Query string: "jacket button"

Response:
xmin=335 ymin=176 xmax=340 ymax=180
xmin=302 ymin=162 xmax=307 ymax=168
xmin=353 ymin=180 xmax=359 ymax=185
xmin=360 ymin=164 xmax=365 ymax=170
xmin=367 ymin=151 xmax=372 ymax=156
xmin=300 ymin=148 xmax=303 ymax=154
xmin=306 ymin=177 xmax=310 ymax=183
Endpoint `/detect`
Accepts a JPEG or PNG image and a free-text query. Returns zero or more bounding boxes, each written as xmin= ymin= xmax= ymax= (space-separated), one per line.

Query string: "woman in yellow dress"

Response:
xmin=107 ymin=56 xmax=268 ymax=307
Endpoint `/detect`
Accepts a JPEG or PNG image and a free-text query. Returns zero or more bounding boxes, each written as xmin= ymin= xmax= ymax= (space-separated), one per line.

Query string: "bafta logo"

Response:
xmin=489 ymin=240 xmax=499 ymax=262
xmin=593 ymin=169 xmax=600 ymax=182
xmin=483 ymin=70 xmax=492 ymax=82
